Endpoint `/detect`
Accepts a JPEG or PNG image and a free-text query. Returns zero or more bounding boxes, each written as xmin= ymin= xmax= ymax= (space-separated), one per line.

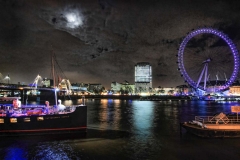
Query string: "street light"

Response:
xmin=4 ymin=74 xmax=10 ymax=84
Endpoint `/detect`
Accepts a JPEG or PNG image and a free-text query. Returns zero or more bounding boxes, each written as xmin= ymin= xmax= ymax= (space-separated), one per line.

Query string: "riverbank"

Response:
xmin=25 ymin=94 xmax=191 ymax=103
xmin=3 ymin=94 xmax=240 ymax=104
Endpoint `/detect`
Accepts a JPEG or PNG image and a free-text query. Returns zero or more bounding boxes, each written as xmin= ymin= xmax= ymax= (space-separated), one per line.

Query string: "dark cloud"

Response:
xmin=0 ymin=0 xmax=240 ymax=88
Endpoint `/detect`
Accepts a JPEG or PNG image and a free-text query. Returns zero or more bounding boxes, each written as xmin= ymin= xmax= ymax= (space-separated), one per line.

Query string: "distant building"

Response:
xmin=88 ymin=83 xmax=103 ymax=94
xmin=134 ymin=62 xmax=152 ymax=94
xmin=111 ymin=81 xmax=135 ymax=95
xmin=229 ymin=86 xmax=240 ymax=95
xmin=42 ymin=78 xmax=53 ymax=87
xmin=71 ymin=83 xmax=88 ymax=91
xmin=121 ymin=83 xmax=135 ymax=95
xmin=111 ymin=82 xmax=122 ymax=94
xmin=154 ymin=87 xmax=176 ymax=95
xmin=176 ymin=85 xmax=191 ymax=95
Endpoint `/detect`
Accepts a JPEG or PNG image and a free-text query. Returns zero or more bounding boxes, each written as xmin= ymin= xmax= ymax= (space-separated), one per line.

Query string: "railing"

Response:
xmin=0 ymin=105 xmax=77 ymax=117
xmin=20 ymin=105 xmax=46 ymax=109
xmin=195 ymin=115 xmax=240 ymax=125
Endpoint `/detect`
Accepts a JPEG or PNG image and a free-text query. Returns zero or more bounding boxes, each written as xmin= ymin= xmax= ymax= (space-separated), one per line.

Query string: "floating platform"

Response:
xmin=180 ymin=111 xmax=240 ymax=138
xmin=181 ymin=122 xmax=240 ymax=138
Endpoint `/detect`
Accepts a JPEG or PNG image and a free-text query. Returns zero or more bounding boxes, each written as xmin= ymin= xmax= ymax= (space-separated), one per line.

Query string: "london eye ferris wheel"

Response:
xmin=177 ymin=27 xmax=240 ymax=92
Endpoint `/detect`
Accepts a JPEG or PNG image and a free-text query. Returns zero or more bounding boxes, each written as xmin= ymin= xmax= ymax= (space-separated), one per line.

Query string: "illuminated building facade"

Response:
xmin=88 ymin=83 xmax=103 ymax=95
xmin=135 ymin=62 xmax=152 ymax=94
xmin=229 ymin=86 xmax=240 ymax=95
xmin=111 ymin=81 xmax=135 ymax=95
xmin=111 ymin=82 xmax=122 ymax=94
xmin=42 ymin=78 xmax=53 ymax=87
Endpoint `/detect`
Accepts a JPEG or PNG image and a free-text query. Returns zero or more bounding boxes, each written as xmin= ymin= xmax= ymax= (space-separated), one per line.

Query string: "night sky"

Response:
xmin=1 ymin=0 xmax=240 ymax=89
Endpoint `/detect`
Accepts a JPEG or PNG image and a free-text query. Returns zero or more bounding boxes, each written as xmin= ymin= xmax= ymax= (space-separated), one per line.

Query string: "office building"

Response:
xmin=135 ymin=62 xmax=152 ymax=93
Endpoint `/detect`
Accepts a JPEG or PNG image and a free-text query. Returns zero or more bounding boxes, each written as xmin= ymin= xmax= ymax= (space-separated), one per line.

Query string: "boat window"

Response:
xmin=0 ymin=118 xmax=4 ymax=123
xmin=70 ymin=106 xmax=76 ymax=112
xmin=37 ymin=117 xmax=44 ymax=121
xmin=24 ymin=118 xmax=30 ymax=122
xmin=10 ymin=118 xmax=17 ymax=123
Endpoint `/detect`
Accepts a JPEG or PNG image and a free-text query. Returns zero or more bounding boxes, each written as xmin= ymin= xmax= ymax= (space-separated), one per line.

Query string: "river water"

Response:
xmin=1 ymin=99 xmax=240 ymax=160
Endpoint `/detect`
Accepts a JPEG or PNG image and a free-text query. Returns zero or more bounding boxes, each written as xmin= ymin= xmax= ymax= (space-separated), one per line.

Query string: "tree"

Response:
xmin=168 ymin=90 xmax=174 ymax=95
xmin=139 ymin=87 xmax=143 ymax=94
xmin=159 ymin=89 xmax=165 ymax=95
xmin=149 ymin=87 xmax=153 ymax=95
xmin=125 ymin=85 xmax=133 ymax=95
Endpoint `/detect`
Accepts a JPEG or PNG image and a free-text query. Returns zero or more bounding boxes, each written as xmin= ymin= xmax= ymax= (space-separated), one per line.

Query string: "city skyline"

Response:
xmin=1 ymin=0 xmax=240 ymax=89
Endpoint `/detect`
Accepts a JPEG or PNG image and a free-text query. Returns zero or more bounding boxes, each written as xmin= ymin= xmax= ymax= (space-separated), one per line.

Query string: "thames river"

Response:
xmin=1 ymin=99 xmax=240 ymax=160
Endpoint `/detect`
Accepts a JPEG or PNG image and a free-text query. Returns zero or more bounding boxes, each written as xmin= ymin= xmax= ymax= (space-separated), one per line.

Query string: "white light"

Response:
xmin=65 ymin=11 xmax=83 ymax=29
xmin=66 ymin=13 xmax=76 ymax=23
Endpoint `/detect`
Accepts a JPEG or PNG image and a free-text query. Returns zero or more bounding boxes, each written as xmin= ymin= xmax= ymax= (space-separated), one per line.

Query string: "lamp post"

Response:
xmin=7 ymin=75 xmax=9 ymax=84
xmin=4 ymin=74 xmax=10 ymax=84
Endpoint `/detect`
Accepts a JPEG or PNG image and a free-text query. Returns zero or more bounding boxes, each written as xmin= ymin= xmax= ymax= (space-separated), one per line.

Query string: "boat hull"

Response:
xmin=0 ymin=105 xmax=87 ymax=136
xmin=180 ymin=122 xmax=240 ymax=138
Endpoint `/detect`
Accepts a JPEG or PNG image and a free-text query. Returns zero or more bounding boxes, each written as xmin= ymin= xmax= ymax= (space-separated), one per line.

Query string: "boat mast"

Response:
xmin=51 ymin=46 xmax=58 ymax=106
xmin=51 ymin=48 xmax=56 ymax=88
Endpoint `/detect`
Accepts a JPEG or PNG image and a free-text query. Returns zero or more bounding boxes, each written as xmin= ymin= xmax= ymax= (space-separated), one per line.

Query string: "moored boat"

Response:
xmin=0 ymin=47 xmax=88 ymax=136
xmin=0 ymin=98 xmax=87 ymax=136
xmin=180 ymin=106 xmax=240 ymax=138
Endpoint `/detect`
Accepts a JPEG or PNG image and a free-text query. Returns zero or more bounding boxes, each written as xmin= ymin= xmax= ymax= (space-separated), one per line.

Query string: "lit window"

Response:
xmin=0 ymin=119 xmax=4 ymax=123
xmin=37 ymin=117 xmax=44 ymax=121
xmin=10 ymin=118 xmax=17 ymax=123
xmin=24 ymin=118 xmax=30 ymax=122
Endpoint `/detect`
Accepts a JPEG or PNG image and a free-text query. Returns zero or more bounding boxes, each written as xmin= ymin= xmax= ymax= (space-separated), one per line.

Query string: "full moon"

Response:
xmin=65 ymin=11 xmax=83 ymax=29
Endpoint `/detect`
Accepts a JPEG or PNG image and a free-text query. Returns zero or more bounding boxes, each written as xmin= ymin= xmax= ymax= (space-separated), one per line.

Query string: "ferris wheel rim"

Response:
xmin=177 ymin=27 xmax=239 ymax=91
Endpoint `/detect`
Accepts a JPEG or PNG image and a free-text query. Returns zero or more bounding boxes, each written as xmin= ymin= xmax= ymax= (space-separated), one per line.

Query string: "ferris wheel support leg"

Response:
xmin=197 ymin=64 xmax=207 ymax=88
xmin=204 ymin=63 xmax=208 ymax=90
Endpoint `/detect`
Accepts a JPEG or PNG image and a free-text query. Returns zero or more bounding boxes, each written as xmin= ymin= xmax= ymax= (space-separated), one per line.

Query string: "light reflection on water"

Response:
xmin=31 ymin=141 xmax=79 ymax=160
xmin=4 ymin=146 xmax=26 ymax=160
xmin=131 ymin=101 xmax=154 ymax=139
xmin=1 ymin=99 xmax=240 ymax=159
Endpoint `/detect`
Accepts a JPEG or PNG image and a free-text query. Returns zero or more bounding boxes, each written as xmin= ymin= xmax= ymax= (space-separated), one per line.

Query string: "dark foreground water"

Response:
xmin=1 ymin=99 xmax=240 ymax=160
